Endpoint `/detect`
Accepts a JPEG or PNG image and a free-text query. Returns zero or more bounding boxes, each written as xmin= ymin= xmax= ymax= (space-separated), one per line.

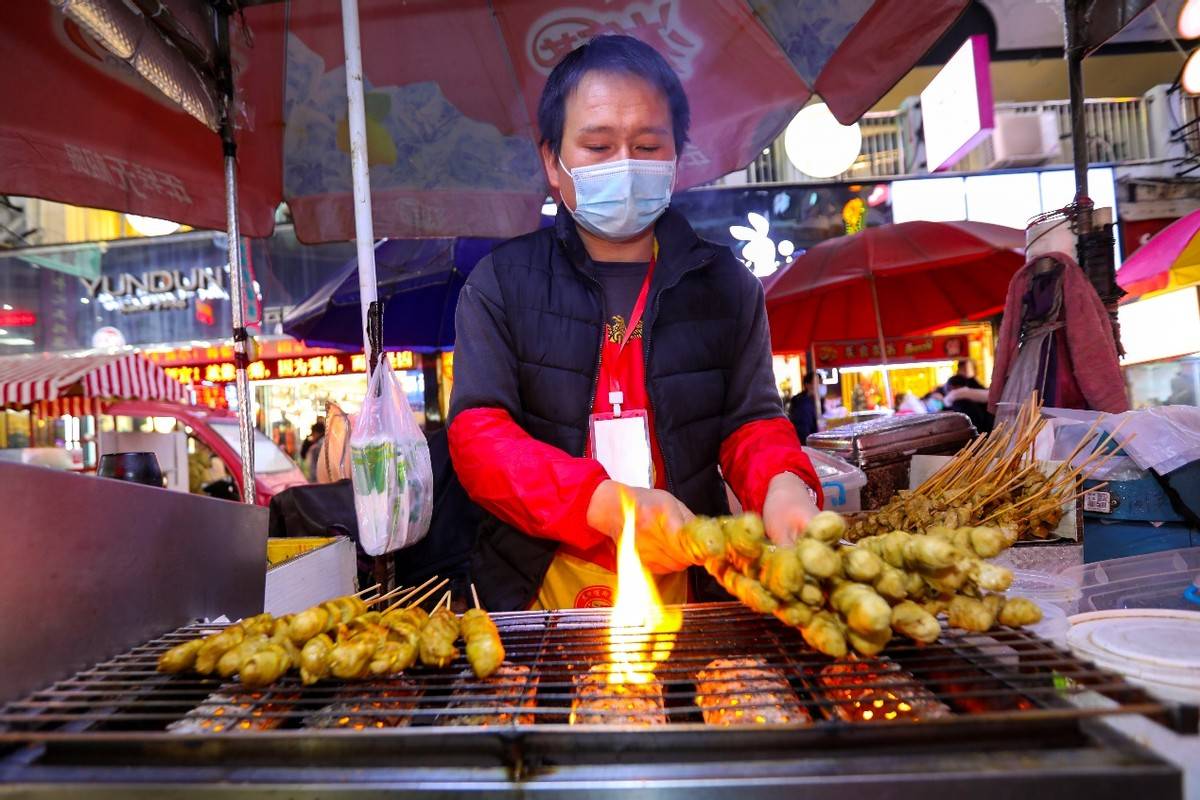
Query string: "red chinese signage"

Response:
xmin=0 ymin=310 xmax=37 ymax=327
xmin=146 ymin=338 xmax=329 ymax=366
xmin=814 ymin=335 xmax=969 ymax=368
xmin=162 ymin=351 xmax=418 ymax=386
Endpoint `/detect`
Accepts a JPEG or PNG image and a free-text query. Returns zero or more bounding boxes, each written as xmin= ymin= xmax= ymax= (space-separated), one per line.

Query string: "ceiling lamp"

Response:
xmin=783 ymin=103 xmax=862 ymax=179
xmin=1185 ymin=49 xmax=1200 ymax=95
xmin=1180 ymin=0 xmax=1200 ymax=38
xmin=124 ymin=214 xmax=180 ymax=237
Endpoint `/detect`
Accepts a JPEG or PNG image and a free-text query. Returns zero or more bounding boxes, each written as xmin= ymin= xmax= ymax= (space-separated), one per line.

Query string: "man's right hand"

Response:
xmin=586 ymin=480 xmax=694 ymax=574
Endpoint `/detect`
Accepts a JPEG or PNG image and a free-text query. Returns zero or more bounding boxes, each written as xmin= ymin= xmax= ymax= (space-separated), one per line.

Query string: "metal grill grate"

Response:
xmin=0 ymin=603 xmax=1163 ymax=738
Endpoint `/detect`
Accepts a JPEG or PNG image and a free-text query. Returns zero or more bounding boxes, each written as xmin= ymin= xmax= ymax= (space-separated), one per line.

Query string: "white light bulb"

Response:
xmin=1181 ymin=0 xmax=1200 ymax=38
xmin=125 ymin=214 xmax=180 ymax=237
xmin=783 ymin=103 xmax=862 ymax=179
xmin=778 ymin=240 xmax=795 ymax=257
xmin=1185 ymin=50 xmax=1200 ymax=95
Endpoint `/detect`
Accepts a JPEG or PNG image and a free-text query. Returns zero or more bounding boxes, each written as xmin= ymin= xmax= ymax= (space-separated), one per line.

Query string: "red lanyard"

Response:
xmin=608 ymin=244 xmax=656 ymax=416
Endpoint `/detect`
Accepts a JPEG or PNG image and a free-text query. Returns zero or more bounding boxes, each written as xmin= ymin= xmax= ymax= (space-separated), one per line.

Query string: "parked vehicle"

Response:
xmin=103 ymin=400 xmax=307 ymax=506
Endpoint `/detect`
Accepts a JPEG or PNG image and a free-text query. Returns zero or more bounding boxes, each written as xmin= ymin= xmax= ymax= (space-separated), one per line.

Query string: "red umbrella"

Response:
xmin=0 ymin=0 xmax=968 ymax=242
xmin=765 ymin=220 xmax=1026 ymax=354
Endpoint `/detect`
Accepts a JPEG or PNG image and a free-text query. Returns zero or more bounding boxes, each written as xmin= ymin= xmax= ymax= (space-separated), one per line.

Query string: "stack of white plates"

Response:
xmin=1067 ymin=609 xmax=1200 ymax=704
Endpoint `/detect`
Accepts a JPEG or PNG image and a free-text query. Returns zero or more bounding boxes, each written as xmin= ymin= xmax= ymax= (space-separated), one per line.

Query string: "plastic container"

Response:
xmin=803 ymin=447 xmax=867 ymax=513
xmin=1026 ymin=601 xmax=1070 ymax=648
xmin=1005 ymin=568 xmax=1083 ymax=614
xmin=266 ymin=536 xmax=337 ymax=566
xmin=1059 ymin=547 xmax=1200 ymax=614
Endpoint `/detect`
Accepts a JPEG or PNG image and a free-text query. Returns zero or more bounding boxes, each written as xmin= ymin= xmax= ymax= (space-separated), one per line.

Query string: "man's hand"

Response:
xmin=762 ymin=472 xmax=821 ymax=546
xmin=587 ymin=480 xmax=694 ymax=574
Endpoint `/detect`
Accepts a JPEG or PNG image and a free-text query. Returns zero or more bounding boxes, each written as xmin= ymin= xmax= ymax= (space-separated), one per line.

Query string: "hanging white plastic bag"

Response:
xmin=349 ymin=356 xmax=433 ymax=555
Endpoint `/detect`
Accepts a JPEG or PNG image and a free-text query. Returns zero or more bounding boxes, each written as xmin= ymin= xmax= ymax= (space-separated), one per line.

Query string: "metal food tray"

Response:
xmin=807 ymin=412 xmax=976 ymax=468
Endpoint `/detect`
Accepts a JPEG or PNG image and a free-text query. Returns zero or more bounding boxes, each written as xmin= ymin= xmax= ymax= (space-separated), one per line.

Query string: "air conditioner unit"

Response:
xmin=986 ymin=111 xmax=1060 ymax=169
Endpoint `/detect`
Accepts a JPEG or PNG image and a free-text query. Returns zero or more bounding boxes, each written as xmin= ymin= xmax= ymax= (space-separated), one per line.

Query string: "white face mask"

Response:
xmin=560 ymin=157 xmax=676 ymax=240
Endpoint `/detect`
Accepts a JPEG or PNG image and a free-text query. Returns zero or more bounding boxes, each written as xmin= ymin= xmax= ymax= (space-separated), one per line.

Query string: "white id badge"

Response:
xmin=589 ymin=410 xmax=653 ymax=489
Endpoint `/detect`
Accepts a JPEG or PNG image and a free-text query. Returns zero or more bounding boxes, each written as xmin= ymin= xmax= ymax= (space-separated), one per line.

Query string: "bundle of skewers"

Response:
xmin=156 ymin=577 xmax=506 ymax=687
xmin=671 ymin=509 xmax=1044 ymax=658
xmin=852 ymin=395 xmax=1129 ymax=542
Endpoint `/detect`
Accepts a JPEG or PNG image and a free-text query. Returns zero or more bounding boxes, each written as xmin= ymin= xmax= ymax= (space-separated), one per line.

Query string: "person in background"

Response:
xmin=947 ymin=358 xmax=985 ymax=392
xmin=788 ymin=371 xmax=822 ymax=445
xmin=301 ymin=420 xmax=326 ymax=481
xmin=944 ymin=374 xmax=994 ymax=433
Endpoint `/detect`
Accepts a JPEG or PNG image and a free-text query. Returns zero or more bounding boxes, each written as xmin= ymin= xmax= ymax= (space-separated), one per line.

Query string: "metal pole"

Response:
xmin=216 ymin=6 xmax=255 ymax=504
xmin=340 ymin=0 xmax=380 ymax=368
xmin=867 ymin=273 xmax=893 ymax=409
xmin=1065 ymin=0 xmax=1092 ymax=233
xmin=808 ymin=345 xmax=821 ymax=438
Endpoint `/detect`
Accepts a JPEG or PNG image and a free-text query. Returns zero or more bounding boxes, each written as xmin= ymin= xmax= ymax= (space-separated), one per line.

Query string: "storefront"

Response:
xmin=774 ymin=324 xmax=995 ymax=422
xmin=146 ymin=340 xmax=426 ymax=459
xmin=1118 ymin=285 xmax=1200 ymax=408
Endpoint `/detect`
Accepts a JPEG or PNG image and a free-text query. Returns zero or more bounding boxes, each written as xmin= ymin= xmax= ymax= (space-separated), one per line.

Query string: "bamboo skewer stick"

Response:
xmin=385 ymin=577 xmax=448 ymax=614
xmin=1039 ymin=432 xmax=1134 ymax=501
xmin=435 ymin=591 xmax=452 ymax=612
xmin=470 ymin=583 xmax=482 ymax=611
xmin=352 ymin=583 xmax=382 ymax=599
xmin=378 ymin=575 xmax=439 ymax=613
xmin=921 ymin=433 xmax=989 ymax=493
xmin=1048 ymin=416 xmax=1106 ymax=479
xmin=364 ymin=584 xmax=409 ymax=608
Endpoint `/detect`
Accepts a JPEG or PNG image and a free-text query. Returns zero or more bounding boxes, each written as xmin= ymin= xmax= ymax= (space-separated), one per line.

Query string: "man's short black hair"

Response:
xmin=537 ymin=34 xmax=691 ymax=156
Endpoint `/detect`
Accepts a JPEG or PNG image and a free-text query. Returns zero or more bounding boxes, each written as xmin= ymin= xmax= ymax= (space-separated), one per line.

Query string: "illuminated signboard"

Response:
xmin=921 ymin=35 xmax=994 ymax=172
xmin=814 ymin=335 xmax=968 ymax=368
xmin=163 ymin=351 xmax=417 ymax=385
xmin=0 ymin=310 xmax=37 ymax=327
xmin=1118 ymin=287 xmax=1200 ymax=366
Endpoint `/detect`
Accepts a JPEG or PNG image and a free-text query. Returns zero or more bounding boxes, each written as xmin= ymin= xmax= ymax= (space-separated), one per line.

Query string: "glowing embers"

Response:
xmin=819 ymin=659 xmax=950 ymax=723
xmin=694 ymin=657 xmax=811 ymax=727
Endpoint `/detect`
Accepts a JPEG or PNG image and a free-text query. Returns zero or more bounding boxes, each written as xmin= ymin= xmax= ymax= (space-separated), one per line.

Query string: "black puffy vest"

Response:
xmin=472 ymin=207 xmax=756 ymax=610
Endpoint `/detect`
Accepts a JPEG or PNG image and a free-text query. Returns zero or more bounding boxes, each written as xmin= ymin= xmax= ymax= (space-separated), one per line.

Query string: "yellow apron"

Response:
xmin=533 ymin=550 xmax=688 ymax=611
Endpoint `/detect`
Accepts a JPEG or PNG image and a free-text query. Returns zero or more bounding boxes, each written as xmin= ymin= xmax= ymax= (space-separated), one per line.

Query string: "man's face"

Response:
xmin=541 ymin=70 xmax=676 ymax=213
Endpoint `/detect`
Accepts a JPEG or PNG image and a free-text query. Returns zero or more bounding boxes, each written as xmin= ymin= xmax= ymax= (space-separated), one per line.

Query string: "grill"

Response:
xmin=0 ymin=603 xmax=1184 ymax=798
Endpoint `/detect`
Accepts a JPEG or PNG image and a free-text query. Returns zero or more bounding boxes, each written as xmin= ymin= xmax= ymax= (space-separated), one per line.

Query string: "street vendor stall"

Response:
xmin=0 ymin=2 xmax=1194 ymax=798
xmin=0 ymin=349 xmax=191 ymax=469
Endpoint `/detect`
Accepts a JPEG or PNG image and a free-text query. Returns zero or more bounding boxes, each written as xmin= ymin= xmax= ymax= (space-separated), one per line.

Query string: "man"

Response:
xmin=944 ymin=360 xmax=994 ymax=433
xmin=788 ymin=371 xmax=823 ymax=445
xmin=946 ymin=359 xmax=984 ymax=392
xmin=448 ymin=35 xmax=822 ymax=612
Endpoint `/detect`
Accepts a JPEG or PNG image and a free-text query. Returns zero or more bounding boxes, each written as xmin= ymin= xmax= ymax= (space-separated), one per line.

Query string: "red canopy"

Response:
xmin=765 ymin=220 xmax=1026 ymax=353
xmin=0 ymin=351 xmax=191 ymax=407
xmin=0 ymin=0 xmax=968 ymax=243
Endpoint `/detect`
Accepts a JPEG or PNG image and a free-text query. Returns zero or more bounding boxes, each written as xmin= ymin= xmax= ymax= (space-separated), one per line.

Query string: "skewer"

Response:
xmin=1047 ymin=416 xmax=1106 ymax=480
xmin=920 ymin=433 xmax=988 ymax=493
xmin=470 ymin=583 xmax=482 ymax=611
xmin=389 ymin=577 xmax=450 ymax=614
xmin=381 ymin=575 xmax=443 ymax=614
xmin=365 ymin=584 xmax=410 ymax=608
xmin=437 ymin=590 xmax=452 ymax=612
xmin=1039 ymin=432 xmax=1135 ymax=500
xmin=352 ymin=583 xmax=382 ymax=599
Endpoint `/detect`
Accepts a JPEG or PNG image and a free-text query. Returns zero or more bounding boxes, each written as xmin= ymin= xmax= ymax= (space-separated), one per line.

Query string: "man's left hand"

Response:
xmin=762 ymin=472 xmax=821 ymax=546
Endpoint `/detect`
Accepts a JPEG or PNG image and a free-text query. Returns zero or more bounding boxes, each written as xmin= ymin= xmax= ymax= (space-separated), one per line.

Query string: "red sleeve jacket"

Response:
xmin=447 ymin=254 xmax=822 ymax=551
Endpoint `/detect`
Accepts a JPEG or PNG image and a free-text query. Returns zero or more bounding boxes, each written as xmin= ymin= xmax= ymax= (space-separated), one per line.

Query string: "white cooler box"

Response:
xmin=803 ymin=446 xmax=867 ymax=513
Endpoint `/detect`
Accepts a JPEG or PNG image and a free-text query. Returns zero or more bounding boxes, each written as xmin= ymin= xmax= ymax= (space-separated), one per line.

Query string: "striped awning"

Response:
xmin=0 ymin=351 xmax=191 ymax=406
xmin=31 ymin=396 xmax=104 ymax=420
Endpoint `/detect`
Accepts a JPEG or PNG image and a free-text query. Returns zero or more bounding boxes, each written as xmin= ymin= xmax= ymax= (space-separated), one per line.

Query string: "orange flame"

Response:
xmin=608 ymin=489 xmax=681 ymax=685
